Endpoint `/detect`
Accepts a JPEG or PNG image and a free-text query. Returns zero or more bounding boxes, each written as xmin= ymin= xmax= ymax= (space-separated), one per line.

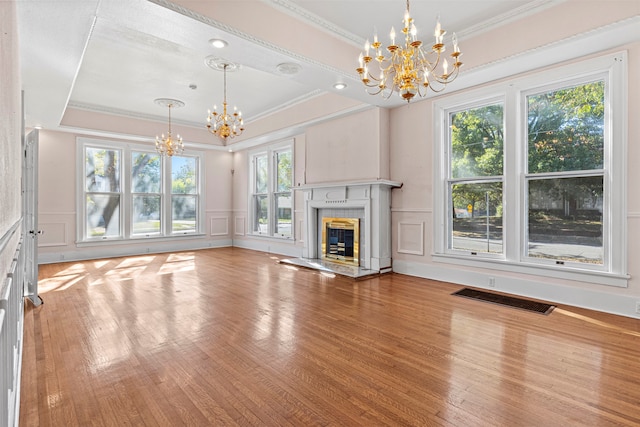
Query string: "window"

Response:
xmin=434 ymin=53 xmax=627 ymax=286
xmin=79 ymin=139 xmax=203 ymax=242
xmin=131 ymin=151 xmax=161 ymax=236
xmin=525 ymin=81 xmax=604 ymax=264
xmin=85 ymin=146 xmax=122 ymax=238
xmin=448 ymin=102 xmax=504 ymax=255
xmin=249 ymin=141 xmax=293 ymax=238
xmin=171 ymin=156 xmax=198 ymax=234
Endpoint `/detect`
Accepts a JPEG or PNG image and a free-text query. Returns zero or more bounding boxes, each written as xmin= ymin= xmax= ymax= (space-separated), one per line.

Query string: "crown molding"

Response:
xmin=264 ymin=0 xmax=363 ymax=47
xmin=264 ymin=0 xmax=563 ymax=45
xmin=455 ymin=0 xmax=563 ymax=40
xmin=148 ymin=0 xmax=354 ymax=82
xmin=67 ymin=88 xmax=325 ymax=129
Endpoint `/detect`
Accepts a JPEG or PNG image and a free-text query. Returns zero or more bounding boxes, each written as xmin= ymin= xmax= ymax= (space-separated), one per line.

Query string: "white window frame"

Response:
xmin=248 ymin=139 xmax=294 ymax=239
xmin=433 ymin=52 xmax=628 ymax=287
xmin=444 ymin=95 xmax=506 ymax=259
xmin=77 ymin=138 xmax=205 ymax=244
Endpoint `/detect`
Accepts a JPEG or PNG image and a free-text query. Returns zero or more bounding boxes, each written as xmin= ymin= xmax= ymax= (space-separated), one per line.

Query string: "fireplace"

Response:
xmin=322 ymin=217 xmax=359 ymax=266
xmin=297 ymin=179 xmax=401 ymax=273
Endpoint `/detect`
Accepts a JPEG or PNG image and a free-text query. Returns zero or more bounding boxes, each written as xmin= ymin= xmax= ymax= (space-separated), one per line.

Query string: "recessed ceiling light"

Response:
xmin=333 ymin=83 xmax=347 ymax=90
xmin=209 ymin=39 xmax=228 ymax=49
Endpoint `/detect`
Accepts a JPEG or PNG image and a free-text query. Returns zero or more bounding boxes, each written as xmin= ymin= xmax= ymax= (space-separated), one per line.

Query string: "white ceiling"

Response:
xmin=17 ymin=0 xmax=550 ymax=145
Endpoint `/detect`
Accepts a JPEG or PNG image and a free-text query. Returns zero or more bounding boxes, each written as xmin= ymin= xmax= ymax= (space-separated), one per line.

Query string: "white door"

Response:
xmin=23 ymin=129 xmax=42 ymax=306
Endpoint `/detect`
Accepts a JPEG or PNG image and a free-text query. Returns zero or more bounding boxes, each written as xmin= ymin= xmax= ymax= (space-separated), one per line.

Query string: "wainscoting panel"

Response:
xmin=210 ymin=217 xmax=229 ymax=236
xmin=397 ymin=221 xmax=424 ymax=255
xmin=38 ymin=222 xmax=67 ymax=247
xmin=297 ymin=219 xmax=304 ymax=244
xmin=234 ymin=216 xmax=245 ymax=236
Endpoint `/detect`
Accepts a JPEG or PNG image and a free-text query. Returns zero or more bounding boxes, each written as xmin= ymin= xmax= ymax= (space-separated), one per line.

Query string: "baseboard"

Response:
xmin=38 ymin=239 xmax=233 ymax=264
xmin=393 ymin=259 xmax=640 ymax=319
xmin=232 ymin=238 xmax=303 ymax=259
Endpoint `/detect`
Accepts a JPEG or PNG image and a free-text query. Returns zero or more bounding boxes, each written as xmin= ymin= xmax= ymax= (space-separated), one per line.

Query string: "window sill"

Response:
xmin=77 ymin=233 xmax=206 ymax=247
xmin=432 ymin=252 xmax=629 ymax=288
xmin=246 ymin=233 xmax=294 ymax=242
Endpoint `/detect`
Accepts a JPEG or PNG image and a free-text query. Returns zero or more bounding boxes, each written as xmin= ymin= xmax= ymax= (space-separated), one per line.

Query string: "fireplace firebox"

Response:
xmin=321 ymin=217 xmax=359 ymax=266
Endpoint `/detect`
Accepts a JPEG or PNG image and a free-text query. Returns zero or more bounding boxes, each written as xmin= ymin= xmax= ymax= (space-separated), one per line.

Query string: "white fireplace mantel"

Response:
xmin=296 ymin=179 xmax=401 ymax=272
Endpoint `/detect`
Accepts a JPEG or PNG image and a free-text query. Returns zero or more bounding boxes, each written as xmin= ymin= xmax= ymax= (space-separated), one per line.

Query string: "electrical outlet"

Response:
xmin=488 ymin=277 xmax=495 ymax=287
xmin=635 ymin=301 xmax=640 ymax=314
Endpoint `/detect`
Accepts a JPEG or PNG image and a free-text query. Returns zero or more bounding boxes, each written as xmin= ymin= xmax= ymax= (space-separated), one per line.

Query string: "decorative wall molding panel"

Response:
xmin=234 ymin=216 xmax=246 ymax=236
xmin=210 ymin=217 xmax=229 ymax=236
xmin=38 ymin=222 xmax=67 ymax=247
xmin=397 ymin=222 xmax=424 ymax=256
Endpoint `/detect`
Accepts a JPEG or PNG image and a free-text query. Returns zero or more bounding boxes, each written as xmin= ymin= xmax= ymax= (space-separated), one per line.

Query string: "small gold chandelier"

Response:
xmin=206 ymin=63 xmax=244 ymax=143
xmin=356 ymin=0 xmax=462 ymax=102
xmin=155 ymin=98 xmax=184 ymax=157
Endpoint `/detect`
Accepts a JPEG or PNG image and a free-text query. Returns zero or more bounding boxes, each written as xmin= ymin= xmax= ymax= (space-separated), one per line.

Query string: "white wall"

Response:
xmin=0 ymin=0 xmax=23 ymax=279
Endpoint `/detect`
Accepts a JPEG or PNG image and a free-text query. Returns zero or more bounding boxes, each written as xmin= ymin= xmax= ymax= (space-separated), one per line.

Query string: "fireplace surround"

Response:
xmin=297 ymin=179 xmax=401 ymax=273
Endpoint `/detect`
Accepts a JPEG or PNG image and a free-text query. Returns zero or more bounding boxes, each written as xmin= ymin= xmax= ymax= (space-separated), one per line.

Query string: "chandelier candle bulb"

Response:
xmin=357 ymin=0 xmax=462 ymax=102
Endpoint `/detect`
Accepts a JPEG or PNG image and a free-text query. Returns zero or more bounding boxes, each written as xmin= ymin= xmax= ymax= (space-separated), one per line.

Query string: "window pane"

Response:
xmin=450 ymin=104 xmax=503 ymax=179
xmin=255 ymin=154 xmax=268 ymax=194
xmin=86 ymin=194 xmax=120 ymax=237
xmin=253 ymin=194 xmax=268 ymax=234
xmin=132 ymin=152 xmax=161 ymax=193
xmin=451 ymin=182 xmax=503 ymax=253
xmin=172 ymin=195 xmax=196 ymax=233
xmin=86 ymin=147 xmax=120 ymax=192
xmin=527 ymin=81 xmax=604 ymax=173
xmin=527 ymin=176 xmax=603 ymax=264
xmin=275 ymin=193 xmax=292 ymax=237
xmin=276 ymin=150 xmax=292 ymax=192
xmin=132 ymin=195 xmax=160 ymax=234
xmin=172 ymin=156 xmax=197 ymax=194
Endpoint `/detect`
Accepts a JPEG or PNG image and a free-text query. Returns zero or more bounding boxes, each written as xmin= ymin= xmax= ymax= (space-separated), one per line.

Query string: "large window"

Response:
xmin=131 ymin=151 xmax=161 ymax=236
xmin=85 ymin=146 xmax=122 ymax=238
xmin=525 ymin=81 xmax=604 ymax=264
xmin=249 ymin=141 xmax=293 ymax=238
xmin=434 ymin=53 xmax=627 ymax=286
xmin=448 ymin=102 xmax=504 ymax=255
xmin=79 ymin=139 xmax=203 ymax=242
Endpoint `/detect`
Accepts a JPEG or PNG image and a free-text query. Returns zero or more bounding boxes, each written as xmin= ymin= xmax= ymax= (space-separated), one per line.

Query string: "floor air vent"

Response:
xmin=452 ymin=288 xmax=555 ymax=315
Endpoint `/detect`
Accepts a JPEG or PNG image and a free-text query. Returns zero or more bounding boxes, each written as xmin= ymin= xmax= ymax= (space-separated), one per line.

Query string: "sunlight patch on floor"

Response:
xmin=554 ymin=308 xmax=640 ymax=337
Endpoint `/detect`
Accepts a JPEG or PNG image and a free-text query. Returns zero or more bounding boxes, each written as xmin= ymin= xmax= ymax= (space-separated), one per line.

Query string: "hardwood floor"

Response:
xmin=19 ymin=247 xmax=640 ymax=426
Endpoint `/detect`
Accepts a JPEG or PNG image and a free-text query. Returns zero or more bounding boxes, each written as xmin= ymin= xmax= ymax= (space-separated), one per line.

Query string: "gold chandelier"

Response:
xmin=206 ymin=63 xmax=244 ymax=143
xmin=155 ymin=98 xmax=184 ymax=157
xmin=356 ymin=0 xmax=462 ymax=102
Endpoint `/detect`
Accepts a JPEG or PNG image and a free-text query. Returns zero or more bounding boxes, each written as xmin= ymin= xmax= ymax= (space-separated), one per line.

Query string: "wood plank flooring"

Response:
xmin=19 ymin=247 xmax=640 ymax=426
